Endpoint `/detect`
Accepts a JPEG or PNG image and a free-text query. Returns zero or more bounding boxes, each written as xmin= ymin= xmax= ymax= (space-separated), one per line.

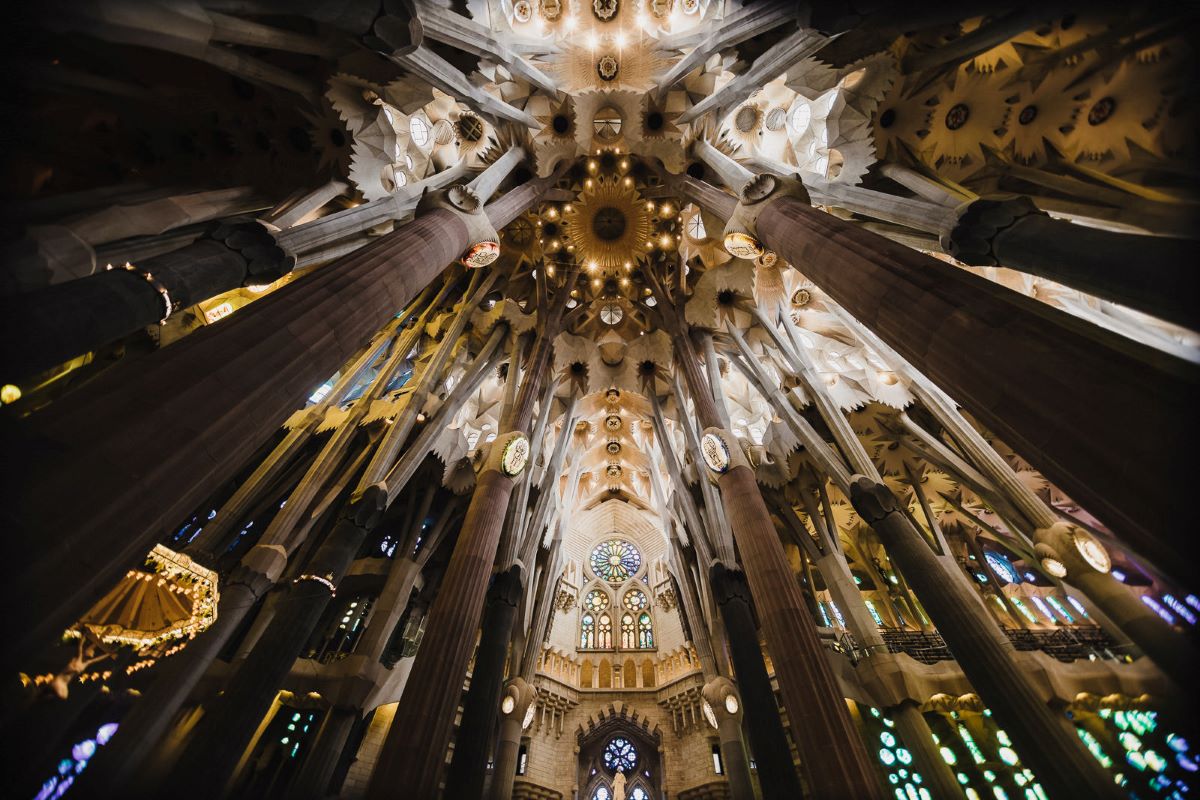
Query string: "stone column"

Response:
xmin=365 ymin=465 xmax=519 ymax=798
xmin=945 ymin=196 xmax=1197 ymax=330
xmin=366 ymin=285 xmax=571 ymax=796
xmin=291 ymin=706 xmax=359 ymax=800
xmin=489 ymin=677 xmax=536 ymax=800
xmin=745 ymin=189 xmax=1198 ymax=582
xmin=709 ymin=564 xmax=802 ymax=800
xmin=0 ymin=219 xmax=294 ymax=379
xmin=848 ymin=477 xmax=1121 ymax=800
xmin=702 ymin=676 xmax=756 ymax=800
xmin=5 ymin=172 xmax=549 ymax=678
xmin=904 ymin=377 xmax=1198 ymax=687
xmin=887 ymin=700 xmax=965 ymax=800
xmin=164 ymin=490 xmax=388 ymax=796
xmin=444 ymin=565 xmax=524 ymax=799
xmin=669 ymin=321 xmax=883 ymax=797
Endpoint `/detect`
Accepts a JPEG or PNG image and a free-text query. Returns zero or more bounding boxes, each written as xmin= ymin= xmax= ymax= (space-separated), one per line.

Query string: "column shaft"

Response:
xmin=490 ymin=715 xmax=525 ymax=800
xmin=888 ymin=701 xmax=965 ymax=800
xmin=291 ymin=706 xmax=358 ymax=800
xmin=716 ymin=468 xmax=886 ymax=799
xmin=710 ymin=564 xmax=803 ymax=800
xmin=3 ymin=203 xmax=475 ymax=677
xmin=0 ymin=235 xmax=270 ymax=379
xmin=756 ymin=194 xmax=1199 ymax=580
xmin=990 ymin=212 xmax=1197 ymax=330
xmin=716 ymin=715 xmax=756 ymax=800
xmin=165 ymin=502 xmax=379 ymax=797
xmin=849 ymin=478 xmax=1120 ymax=800
xmin=444 ymin=566 xmax=523 ymax=798
xmin=366 ymin=469 xmax=516 ymax=798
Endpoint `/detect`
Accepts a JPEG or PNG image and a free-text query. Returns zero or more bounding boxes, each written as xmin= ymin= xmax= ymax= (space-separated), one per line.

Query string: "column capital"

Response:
xmin=701 ymin=676 xmax=744 ymax=723
xmin=722 ymin=174 xmax=809 ymax=260
xmin=488 ymin=563 xmax=526 ymax=608
xmin=228 ymin=543 xmax=289 ymax=597
xmin=847 ymin=474 xmax=899 ymax=524
xmin=941 ymin=196 xmax=1044 ymax=266
xmin=709 ymin=562 xmax=752 ymax=607
xmin=207 ymin=216 xmax=296 ymax=285
xmin=417 ymin=187 xmax=501 ymax=267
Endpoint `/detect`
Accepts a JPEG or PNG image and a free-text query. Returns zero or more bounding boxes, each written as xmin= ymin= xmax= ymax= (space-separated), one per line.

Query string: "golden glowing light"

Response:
xmin=1 ymin=384 xmax=20 ymax=404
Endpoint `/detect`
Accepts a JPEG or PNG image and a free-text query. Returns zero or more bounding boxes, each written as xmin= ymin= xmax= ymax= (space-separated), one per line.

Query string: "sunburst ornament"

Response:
xmin=563 ymin=176 xmax=652 ymax=273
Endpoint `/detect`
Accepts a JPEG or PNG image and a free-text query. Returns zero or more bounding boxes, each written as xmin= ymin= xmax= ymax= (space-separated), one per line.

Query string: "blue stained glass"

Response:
xmin=603 ymin=737 xmax=638 ymax=773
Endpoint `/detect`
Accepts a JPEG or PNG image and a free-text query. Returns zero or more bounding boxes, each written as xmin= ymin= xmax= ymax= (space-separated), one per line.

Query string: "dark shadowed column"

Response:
xmin=754 ymin=193 xmax=1199 ymax=580
xmin=849 ymin=477 xmax=1121 ymax=800
xmin=945 ymin=198 xmax=1198 ymax=330
xmin=710 ymin=564 xmax=802 ymax=800
xmin=3 ymin=173 xmax=556 ymax=677
xmin=165 ymin=492 xmax=387 ymax=797
xmin=0 ymin=220 xmax=293 ymax=379
xmin=365 ymin=468 xmax=517 ymax=798
xmin=443 ymin=565 xmax=523 ymax=799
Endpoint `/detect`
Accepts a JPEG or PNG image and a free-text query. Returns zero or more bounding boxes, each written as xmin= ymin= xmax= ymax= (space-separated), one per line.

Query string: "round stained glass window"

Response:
xmin=603 ymin=737 xmax=638 ymax=773
xmin=623 ymin=590 xmax=648 ymax=611
xmin=585 ymin=589 xmax=611 ymax=613
xmin=591 ymin=539 xmax=642 ymax=582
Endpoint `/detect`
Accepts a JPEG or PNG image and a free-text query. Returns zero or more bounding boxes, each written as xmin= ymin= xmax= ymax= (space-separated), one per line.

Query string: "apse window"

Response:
xmin=604 ymin=736 xmax=638 ymax=772
xmin=590 ymin=539 xmax=642 ymax=582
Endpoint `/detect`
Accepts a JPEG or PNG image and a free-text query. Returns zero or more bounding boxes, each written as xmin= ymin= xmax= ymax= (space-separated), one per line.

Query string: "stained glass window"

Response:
xmin=581 ymin=613 xmax=596 ymax=648
xmin=591 ymin=787 xmax=610 ymax=800
xmin=591 ymin=539 xmax=642 ymax=582
xmin=984 ymin=551 xmax=1020 ymax=585
xmin=586 ymin=589 xmax=611 ymax=613
xmin=621 ymin=612 xmax=636 ymax=649
xmin=638 ymin=612 xmax=654 ymax=648
xmin=623 ymin=590 xmax=648 ymax=612
xmin=604 ymin=737 xmax=638 ymax=773
xmin=597 ymin=613 xmax=613 ymax=649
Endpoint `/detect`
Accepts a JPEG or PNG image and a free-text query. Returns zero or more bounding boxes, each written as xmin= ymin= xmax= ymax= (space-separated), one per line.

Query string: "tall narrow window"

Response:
xmin=712 ymin=743 xmax=724 ymax=774
xmin=582 ymin=589 xmax=611 ymax=648
xmin=621 ymin=612 xmax=636 ymax=649
xmin=581 ymin=613 xmax=596 ymax=649
xmin=598 ymin=613 xmax=613 ymax=649
xmin=637 ymin=612 xmax=654 ymax=648
xmin=517 ymin=744 xmax=528 ymax=775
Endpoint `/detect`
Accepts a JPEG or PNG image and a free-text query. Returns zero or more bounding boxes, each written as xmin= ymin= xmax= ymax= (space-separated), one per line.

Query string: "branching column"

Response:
xmin=710 ymin=564 xmax=803 ymax=800
xmin=443 ymin=565 xmax=523 ymax=798
xmin=673 ymin=330 xmax=885 ymax=799
xmin=366 ymin=278 xmax=574 ymax=798
xmin=0 ymin=219 xmax=295 ymax=379
xmin=4 ymin=171 xmax=549 ymax=678
xmin=725 ymin=184 xmax=1198 ymax=582
xmin=849 ymin=478 xmax=1122 ymax=800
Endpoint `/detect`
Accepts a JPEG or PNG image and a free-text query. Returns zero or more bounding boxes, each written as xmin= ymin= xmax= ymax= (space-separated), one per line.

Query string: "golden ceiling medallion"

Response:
xmin=563 ymin=176 xmax=652 ymax=273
